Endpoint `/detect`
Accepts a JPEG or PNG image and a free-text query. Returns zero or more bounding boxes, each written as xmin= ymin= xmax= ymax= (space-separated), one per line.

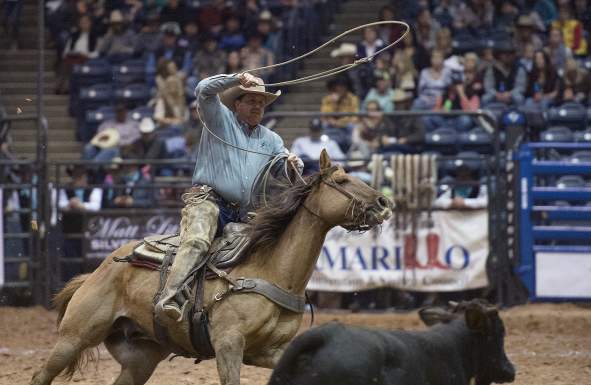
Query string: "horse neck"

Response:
xmin=251 ymin=203 xmax=332 ymax=294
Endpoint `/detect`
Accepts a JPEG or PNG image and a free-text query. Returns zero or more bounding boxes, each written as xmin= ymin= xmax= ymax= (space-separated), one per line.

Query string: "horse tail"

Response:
xmin=268 ymin=327 xmax=327 ymax=385
xmin=53 ymin=274 xmax=90 ymax=327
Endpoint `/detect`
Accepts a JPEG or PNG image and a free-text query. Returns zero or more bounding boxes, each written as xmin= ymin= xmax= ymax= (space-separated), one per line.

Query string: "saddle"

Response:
xmin=132 ymin=222 xmax=251 ymax=270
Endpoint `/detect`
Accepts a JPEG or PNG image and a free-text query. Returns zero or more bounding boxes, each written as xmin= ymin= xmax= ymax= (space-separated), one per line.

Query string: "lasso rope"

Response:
xmin=197 ymin=20 xmax=410 ymax=158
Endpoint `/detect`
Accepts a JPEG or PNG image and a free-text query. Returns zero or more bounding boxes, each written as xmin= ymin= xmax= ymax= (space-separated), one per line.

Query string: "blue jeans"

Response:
xmin=423 ymin=115 xmax=474 ymax=133
xmin=82 ymin=143 xmax=120 ymax=162
xmin=216 ymin=198 xmax=241 ymax=237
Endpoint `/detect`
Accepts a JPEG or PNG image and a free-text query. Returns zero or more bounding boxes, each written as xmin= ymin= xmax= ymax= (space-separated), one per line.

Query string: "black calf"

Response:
xmin=268 ymin=299 xmax=515 ymax=385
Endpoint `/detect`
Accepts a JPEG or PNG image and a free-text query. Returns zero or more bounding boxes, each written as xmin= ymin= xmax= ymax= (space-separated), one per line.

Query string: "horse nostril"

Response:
xmin=376 ymin=196 xmax=389 ymax=209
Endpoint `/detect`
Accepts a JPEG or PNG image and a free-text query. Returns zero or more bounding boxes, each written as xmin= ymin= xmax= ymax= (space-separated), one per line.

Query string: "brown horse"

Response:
xmin=31 ymin=151 xmax=392 ymax=385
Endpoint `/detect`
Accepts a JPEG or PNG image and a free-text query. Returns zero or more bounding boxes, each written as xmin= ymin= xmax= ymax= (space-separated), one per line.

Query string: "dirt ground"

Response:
xmin=1 ymin=303 xmax=590 ymax=385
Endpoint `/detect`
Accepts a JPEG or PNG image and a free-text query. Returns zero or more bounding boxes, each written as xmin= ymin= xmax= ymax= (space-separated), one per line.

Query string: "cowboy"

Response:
xmin=155 ymin=72 xmax=302 ymax=322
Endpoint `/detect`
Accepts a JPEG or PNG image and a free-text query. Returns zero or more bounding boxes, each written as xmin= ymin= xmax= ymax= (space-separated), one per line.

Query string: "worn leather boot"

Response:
xmin=155 ymin=239 xmax=209 ymax=322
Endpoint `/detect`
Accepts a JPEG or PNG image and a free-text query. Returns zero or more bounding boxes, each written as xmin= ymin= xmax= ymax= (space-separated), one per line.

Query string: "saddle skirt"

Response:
xmin=133 ymin=222 xmax=251 ymax=269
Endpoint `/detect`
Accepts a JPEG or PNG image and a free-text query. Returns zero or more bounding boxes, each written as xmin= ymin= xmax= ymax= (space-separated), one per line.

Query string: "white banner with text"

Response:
xmin=308 ymin=210 xmax=489 ymax=292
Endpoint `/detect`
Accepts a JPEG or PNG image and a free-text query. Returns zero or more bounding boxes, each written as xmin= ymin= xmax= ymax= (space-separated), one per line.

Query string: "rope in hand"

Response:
xmin=196 ymin=20 xmax=410 ymax=158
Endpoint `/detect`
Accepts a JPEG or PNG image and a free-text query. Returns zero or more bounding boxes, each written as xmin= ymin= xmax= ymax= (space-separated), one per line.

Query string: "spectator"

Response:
xmin=256 ymin=10 xmax=279 ymax=53
xmin=192 ymin=33 xmax=226 ymax=80
xmin=154 ymin=59 xmax=187 ymax=130
xmin=454 ymin=0 xmax=494 ymax=33
xmin=494 ymin=0 xmax=520 ymax=32
xmin=357 ymin=26 xmax=385 ymax=59
xmin=433 ymin=0 xmax=460 ymax=29
xmin=2 ymin=0 xmax=22 ymax=49
xmin=349 ymin=100 xmax=384 ymax=159
xmin=104 ymin=159 xmax=154 ymax=208
xmin=574 ymin=0 xmax=591 ymax=40
xmin=482 ymin=41 xmax=527 ymax=106
xmin=225 ymin=50 xmax=244 ymax=74
xmin=462 ymin=52 xmax=484 ymax=101
xmin=552 ymin=2 xmax=588 ymax=57
xmin=518 ymin=42 xmax=536 ymax=74
xmin=82 ymin=128 xmax=121 ymax=162
xmin=125 ymin=118 xmax=166 ymax=160
xmin=390 ymin=36 xmax=419 ymax=92
xmin=414 ymin=8 xmax=440 ymax=52
xmin=159 ymin=0 xmax=187 ymax=26
xmin=544 ymin=28 xmax=572 ymax=71
xmin=320 ymin=77 xmax=360 ymax=152
xmin=532 ymin=0 xmax=558 ymax=28
xmin=514 ymin=14 xmax=543 ymax=52
xmin=330 ymin=42 xmax=368 ymax=97
xmin=291 ymin=118 xmax=345 ymax=174
xmin=219 ymin=14 xmax=246 ymax=51
xmin=154 ymin=22 xmax=190 ymax=76
xmin=434 ymin=162 xmax=488 ymax=209
xmin=58 ymin=165 xmax=102 ymax=280
xmin=362 ymin=72 xmax=394 ymax=113
xmin=556 ymin=58 xmax=591 ymax=104
xmin=178 ymin=19 xmax=200 ymax=55
xmin=381 ymin=89 xmax=425 ymax=154
xmin=377 ymin=5 xmax=403 ymax=44
xmin=434 ymin=27 xmax=453 ymax=59
xmin=413 ymin=50 xmax=451 ymax=110
xmin=134 ymin=11 xmax=163 ymax=58
xmin=55 ymin=14 xmax=100 ymax=94
xmin=241 ymin=0 xmax=261 ymax=34
xmin=240 ymin=33 xmax=274 ymax=80
xmin=198 ymin=0 xmax=229 ymax=34
xmin=97 ymin=10 xmax=136 ymax=61
xmin=524 ymin=50 xmax=559 ymax=110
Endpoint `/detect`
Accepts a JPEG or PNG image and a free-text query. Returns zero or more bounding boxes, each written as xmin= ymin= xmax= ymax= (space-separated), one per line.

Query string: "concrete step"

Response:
xmin=333 ymin=12 xmax=380 ymax=24
xmin=0 ymin=71 xmax=56 ymax=82
xmin=0 ymin=58 xmax=55 ymax=71
xmin=13 ymin=141 xmax=82 ymax=154
xmin=0 ymin=50 xmax=56 ymax=61
xmin=341 ymin=0 xmax=388 ymax=12
xmin=274 ymin=103 xmax=321 ymax=112
xmin=0 ymin=82 xmax=55 ymax=94
xmin=12 ymin=128 xmax=75 ymax=141
xmin=2 ymin=94 xmax=70 ymax=108
xmin=282 ymin=93 xmax=325 ymax=103
xmin=12 ymin=116 xmax=76 ymax=131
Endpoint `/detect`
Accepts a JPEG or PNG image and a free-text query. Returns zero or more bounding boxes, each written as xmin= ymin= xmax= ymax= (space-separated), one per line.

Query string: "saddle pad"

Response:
xmin=133 ymin=222 xmax=251 ymax=269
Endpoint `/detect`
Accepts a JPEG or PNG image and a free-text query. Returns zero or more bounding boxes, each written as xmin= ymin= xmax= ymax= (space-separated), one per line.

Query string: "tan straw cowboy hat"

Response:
xmin=219 ymin=76 xmax=281 ymax=110
xmin=90 ymin=128 xmax=120 ymax=149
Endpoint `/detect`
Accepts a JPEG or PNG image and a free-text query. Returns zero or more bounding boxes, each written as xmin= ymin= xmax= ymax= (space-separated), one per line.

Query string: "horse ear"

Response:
xmin=319 ymin=149 xmax=332 ymax=171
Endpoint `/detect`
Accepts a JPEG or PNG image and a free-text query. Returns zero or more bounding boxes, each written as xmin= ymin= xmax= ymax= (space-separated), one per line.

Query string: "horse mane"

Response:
xmin=246 ymin=167 xmax=336 ymax=254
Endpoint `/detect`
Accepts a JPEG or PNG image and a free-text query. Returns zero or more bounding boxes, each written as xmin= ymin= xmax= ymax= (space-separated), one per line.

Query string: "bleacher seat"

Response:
xmin=113 ymin=60 xmax=146 ymax=86
xmin=79 ymin=83 xmax=113 ymax=122
xmin=483 ymin=102 xmax=507 ymax=124
xmin=130 ymin=106 xmax=154 ymax=122
xmin=114 ymin=83 xmax=150 ymax=108
xmin=574 ymin=127 xmax=591 ymax=142
xmin=83 ymin=106 xmax=115 ymax=141
xmin=425 ymin=127 xmax=458 ymax=154
xmin=556 ymin=175 xmax=585 ymax=188
xmin=546 ymin=102 xmax=587 ymax=130
xmin=540 ymin=126 xmax=574 ymax=142
xmin=460 ymin=127 xmax=492 ymax=153
xmin=441 ymin=151 xmax=483 ymax=175
xmin=72 ymin=59 xmax=112 ymax=87
xmin=569 ymin=151 xmax=591 ymax=163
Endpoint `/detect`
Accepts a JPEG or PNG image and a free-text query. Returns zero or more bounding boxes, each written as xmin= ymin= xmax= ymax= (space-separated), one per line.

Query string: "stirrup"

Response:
xmin=157 ymin=299 xmax=189 ymax=323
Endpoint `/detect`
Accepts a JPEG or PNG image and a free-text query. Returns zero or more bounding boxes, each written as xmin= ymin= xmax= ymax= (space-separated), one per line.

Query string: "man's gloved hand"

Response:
xmin=238 ymin=72 xmax=262 ymax=88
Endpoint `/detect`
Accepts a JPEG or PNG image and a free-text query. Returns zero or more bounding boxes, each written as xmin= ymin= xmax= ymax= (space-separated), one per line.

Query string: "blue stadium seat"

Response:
xmin=442 ymin=151 xmax=483 ymax=175
xmin=546 ymin=102 xmax=587 ymax=130
xmin=574 ymin=127 xmax=591 ymax=142
xmin=72 ymin=58 xmax=112 ymax=87
xmin=78 ymin=83 xmax=113 ymax=123
xmin=425 ymin=127 xmax=458 ymax=154
xmin=483 ymin=102 xmax=507 ymax=124
xmin=113 ymin=60 xmax=146 ymax=86
xmin=130 ymin=105 xmax=154 ymax=122
xmin=569 ymin=151 xmax=591 ymax=163
xmin=460 ymin=127 xmax=492 ymax=153
xmin=540 ymin=126 xmax=574 ymax=142
xmin=114 ymin=83 xmax=150 ymax=108
xmin=83 ymin=106 xmax=115 ymax=141
xmin=556 ymin=175 xmax=585 ymax=188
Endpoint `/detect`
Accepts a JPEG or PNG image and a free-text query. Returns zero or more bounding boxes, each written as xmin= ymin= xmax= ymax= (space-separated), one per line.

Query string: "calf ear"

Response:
xmin=465 ymin=307 xmax=491 ymax=333
xmin=419 ymin=307 xmax=455 ymax=326
xmin=319 ymin=149 xmax=332 ymax=171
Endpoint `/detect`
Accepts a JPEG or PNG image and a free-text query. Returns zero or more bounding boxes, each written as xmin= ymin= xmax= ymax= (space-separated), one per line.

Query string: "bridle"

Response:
xmin=302 ymin=177 xmax=372 ymax=232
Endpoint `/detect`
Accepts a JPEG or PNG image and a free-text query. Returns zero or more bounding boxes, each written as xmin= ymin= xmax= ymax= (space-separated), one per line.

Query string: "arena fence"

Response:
xmin=517 ymin=142 xmax=591 ymax=301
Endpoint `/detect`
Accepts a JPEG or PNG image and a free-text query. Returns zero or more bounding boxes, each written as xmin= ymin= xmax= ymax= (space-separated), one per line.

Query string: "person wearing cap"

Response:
xmin=154 ymin=21 xmax=190 ymax=75
xmin=380 ymin=89 xmax=425 ymax=154
xmin=154 ymin=72 xmax=302 ymax=322
xmin=331 ymin=42 xmax=367 ymax=97
xmin=482 ymin=40 xmax=527 ymax=106
xmin=97 ymin=10 xmax=137 ymax=59
xmin=434 ymin=159 xmax=487 ymax=209
xmin=514 ymin=14 xmax=543 ymax=52
xmin=256 ymin=10 xmax=278 ymax=52
xmin=290 ymin=118 xmax=345 ymax=174
xmin=362 ymin=72 xmax=394 ymax=113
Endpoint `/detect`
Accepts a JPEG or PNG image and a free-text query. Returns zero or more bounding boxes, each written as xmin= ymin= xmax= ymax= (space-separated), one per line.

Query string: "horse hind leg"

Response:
xmin=104 ymin=332 xmax=169 ymax=385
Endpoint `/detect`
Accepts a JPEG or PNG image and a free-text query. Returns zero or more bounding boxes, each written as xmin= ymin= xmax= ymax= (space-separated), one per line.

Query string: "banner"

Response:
xmin=84 ymin=213 xmax=180 ymax=260
xmin=309 ymin=210 xmax=489 ymax=292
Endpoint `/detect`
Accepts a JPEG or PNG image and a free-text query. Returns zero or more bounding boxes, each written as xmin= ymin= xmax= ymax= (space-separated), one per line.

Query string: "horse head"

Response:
xmin=305 ymin=149 xmax=393 ymax=231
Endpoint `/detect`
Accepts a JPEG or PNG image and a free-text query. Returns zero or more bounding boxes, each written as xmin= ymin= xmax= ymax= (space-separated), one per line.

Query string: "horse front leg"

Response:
xmin=244 ymin=344 xmax=289 ymax=369
xmin=213 ymin=331 xmax=245 ymax=385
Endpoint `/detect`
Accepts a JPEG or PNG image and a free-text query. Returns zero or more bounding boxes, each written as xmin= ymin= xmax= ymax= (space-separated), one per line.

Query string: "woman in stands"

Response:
xmin=413 ymin=49 xmax=451 ymax=111
xmin=524 ymin=50 xmax=559 ymax=111
xmin=556 ymin=58 xmax=591 ymax=105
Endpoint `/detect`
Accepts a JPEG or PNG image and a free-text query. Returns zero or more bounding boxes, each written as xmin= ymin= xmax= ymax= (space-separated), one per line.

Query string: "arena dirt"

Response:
xmin=1 ymin=303 xmax=590 ymax=384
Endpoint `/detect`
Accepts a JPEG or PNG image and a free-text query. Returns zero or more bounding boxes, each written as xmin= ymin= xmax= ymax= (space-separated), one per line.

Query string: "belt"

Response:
xmin=192 ymin=184 xmax=240 ymax=211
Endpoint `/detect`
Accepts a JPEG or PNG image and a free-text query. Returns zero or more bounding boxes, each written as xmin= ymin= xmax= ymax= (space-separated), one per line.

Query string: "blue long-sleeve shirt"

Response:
xmin=192 ymin=74 xmax=288 ymax=210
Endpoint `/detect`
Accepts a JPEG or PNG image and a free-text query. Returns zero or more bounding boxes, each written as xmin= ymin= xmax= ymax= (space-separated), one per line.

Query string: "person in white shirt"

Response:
xmin=434 ymin=162 xmax=487 ymax=209
xmin=290 ymin=118 xmax=345 ymax=174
